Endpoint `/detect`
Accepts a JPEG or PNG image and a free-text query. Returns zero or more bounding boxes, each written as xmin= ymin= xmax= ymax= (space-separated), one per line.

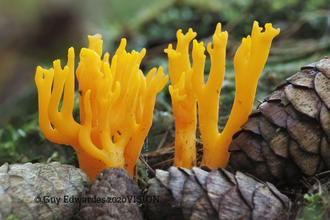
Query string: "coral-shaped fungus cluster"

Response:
xmin=35 ymin=22 xmax=279 ymax=181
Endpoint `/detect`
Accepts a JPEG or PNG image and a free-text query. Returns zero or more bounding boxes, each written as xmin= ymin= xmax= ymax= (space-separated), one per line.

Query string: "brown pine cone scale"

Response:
xmin=227 ymin=58 xmax=330 ymax=185
xmin=75 ymin=167 xmax=144 ymax=220
xmin=144 ymin=166 xmax=291 ymax=220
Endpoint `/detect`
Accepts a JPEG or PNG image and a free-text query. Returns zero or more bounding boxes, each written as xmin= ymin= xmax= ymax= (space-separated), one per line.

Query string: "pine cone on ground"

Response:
xmin=226 ymin=58 xmax=330 ymax=185
xmin=75 ymin=167 xmax=144 ymax=220
xmin=0 ymin=162 xmax=90 ymax=220
xmin=144 ymin=166 xmax=291 ymax=220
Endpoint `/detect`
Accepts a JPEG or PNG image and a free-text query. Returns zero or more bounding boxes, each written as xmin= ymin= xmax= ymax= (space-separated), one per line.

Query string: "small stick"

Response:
xmin=315 ymin=170 xmax=330 ymax=177
xmin=157 ymin=118 xmax=174 ymax=150
xmin=139 ymin=155 xmax=156 ymax=176
xmin=157 ymin=129 xmax=169 ymax=150
xmin=14 ymin=150 xmax=32 ymax=163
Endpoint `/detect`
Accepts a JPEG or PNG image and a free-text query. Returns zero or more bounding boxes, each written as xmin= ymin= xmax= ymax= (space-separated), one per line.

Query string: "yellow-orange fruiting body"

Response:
xmin=165 ymin=29 xmax=198 ymax=169
xmin=35 ymin=34 xmax=168 ymax=180
xmin=168 ymin=21 xmax=280 ymax=169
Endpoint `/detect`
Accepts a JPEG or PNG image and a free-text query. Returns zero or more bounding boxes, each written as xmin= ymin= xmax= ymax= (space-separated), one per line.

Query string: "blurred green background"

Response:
xmin=0 ymin=0 xmax=329 ymax=166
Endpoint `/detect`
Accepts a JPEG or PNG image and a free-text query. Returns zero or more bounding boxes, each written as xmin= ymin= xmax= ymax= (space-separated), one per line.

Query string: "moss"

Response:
xmin=5 ymin=214 xmax=20 ymax=220
xmin=298 ymin=193 xmax=329 ymax=220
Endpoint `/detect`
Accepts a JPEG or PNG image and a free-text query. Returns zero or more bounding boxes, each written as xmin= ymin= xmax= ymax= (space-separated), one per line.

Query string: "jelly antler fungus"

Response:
xmin=167 ymin=21 xmax=280 ymax=169
xmin=164 ymin=29 xmax=198 ymax=168
xmin=35 ymin=34 xmax=168 ymax=180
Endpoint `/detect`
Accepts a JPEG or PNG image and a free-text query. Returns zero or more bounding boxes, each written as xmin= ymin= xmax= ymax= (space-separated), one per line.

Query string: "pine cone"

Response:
xmin=75 ymin=167 xmax=144 ymax=220
xmin=227 ymin=58 xmax=330 ymax=185
xmin=0 ymin=162 xmax=90 ymax=220
xmin=144 ymin=166 xmax=291 ymax=220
